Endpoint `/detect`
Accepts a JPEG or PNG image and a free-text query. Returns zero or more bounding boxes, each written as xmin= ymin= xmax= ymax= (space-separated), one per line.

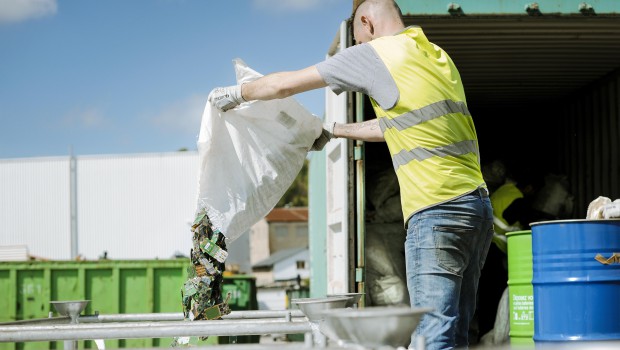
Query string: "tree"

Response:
xmin=276 ymin=159 xmax=309 ymax=207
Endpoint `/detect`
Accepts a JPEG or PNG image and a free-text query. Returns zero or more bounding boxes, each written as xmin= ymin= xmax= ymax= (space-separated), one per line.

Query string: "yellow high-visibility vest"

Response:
xmin=368 ymin=27 xmax=486 ymax=223
xmin=490 ymin=182 xmax=524 ymax=235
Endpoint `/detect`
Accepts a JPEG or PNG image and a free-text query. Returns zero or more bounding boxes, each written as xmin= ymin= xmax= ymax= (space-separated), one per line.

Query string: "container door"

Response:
xmin=324 ymin=21 xmax=351 ymax=294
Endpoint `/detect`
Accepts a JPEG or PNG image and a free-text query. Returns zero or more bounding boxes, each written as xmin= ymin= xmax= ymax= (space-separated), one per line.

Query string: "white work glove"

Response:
xmin=310 ymin=121 xmax=336 ymax=151
xmin=209 ymin=85 xmax=246 ymax=112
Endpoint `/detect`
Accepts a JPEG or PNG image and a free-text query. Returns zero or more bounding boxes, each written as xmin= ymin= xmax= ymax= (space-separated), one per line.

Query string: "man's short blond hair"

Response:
xmin=352 ymin=0 xmax=404 ymax=28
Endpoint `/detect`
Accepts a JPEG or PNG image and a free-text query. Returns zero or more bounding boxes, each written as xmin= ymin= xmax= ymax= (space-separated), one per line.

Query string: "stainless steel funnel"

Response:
xmin=50 ymin=300 xmax=90 ymax=324
xmin=320 ymin=306 xmax=432 ymax=348
xmin=291 ymin=296 xmax=352 ymax=346
xmin=290 ymin=297 xmax=351 ymax=323
xmin=326 ymin=292 xmax=364 ymax=308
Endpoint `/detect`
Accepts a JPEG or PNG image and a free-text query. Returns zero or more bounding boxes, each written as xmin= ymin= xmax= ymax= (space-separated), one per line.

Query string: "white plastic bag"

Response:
xmin=196 ymin=58 xmax=322 ymax=242
xmin=587 ymin=196 xmax=611 ymax=219
xmin=587 ymin=196 xmax=620 ymax=219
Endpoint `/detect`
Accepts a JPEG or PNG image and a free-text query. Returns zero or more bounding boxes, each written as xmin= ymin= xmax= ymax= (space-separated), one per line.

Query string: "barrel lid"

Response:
xmin=530 ymin=218 xmax=620 ymax=227
xmin=505 ymin=230 xmax=531 ymax=236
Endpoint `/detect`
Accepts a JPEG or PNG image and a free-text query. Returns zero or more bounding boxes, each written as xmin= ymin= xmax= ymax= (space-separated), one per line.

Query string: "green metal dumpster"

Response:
xmin=286 ymin=287 xmax=310 ymax=342
xmin=0 ymin=260 xmax=258 ymax=349
xmin=219 ymin=274 xmax=260 ymax=344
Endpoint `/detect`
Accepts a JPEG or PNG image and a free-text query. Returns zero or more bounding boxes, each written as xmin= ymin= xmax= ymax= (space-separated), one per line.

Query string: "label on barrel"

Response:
xmin=511 ymin=294 xmax=534 ymax=324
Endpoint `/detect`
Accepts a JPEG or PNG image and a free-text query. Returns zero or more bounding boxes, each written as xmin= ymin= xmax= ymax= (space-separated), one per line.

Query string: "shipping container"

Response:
xmin=309 ymin=0 xmax=620 ymax=308
xmin=0 ymin=260 xmax=257 ymax=349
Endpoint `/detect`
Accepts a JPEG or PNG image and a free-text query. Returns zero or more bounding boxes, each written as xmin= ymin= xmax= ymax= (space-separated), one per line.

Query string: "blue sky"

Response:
xmin=0 ymin=0 xmax=352 ymax=159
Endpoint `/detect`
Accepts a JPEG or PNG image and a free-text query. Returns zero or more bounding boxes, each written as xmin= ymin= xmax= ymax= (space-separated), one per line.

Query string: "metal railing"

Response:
xmin=0 ymin=310 xmax=313 ymax=347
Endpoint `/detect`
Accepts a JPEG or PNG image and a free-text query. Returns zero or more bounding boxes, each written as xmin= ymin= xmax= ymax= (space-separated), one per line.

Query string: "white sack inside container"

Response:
xmin=196 ymin=58 xmax=322 ymax=242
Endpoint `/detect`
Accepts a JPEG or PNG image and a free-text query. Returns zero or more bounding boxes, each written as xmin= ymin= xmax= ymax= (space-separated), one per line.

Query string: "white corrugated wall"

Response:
xmin=0 ymin=157 xmax=71 ymax=259
xmin=77 ymin=152 xmax=199 ymax=260
xmin=0 ymin=152 xmax=200 ymax=260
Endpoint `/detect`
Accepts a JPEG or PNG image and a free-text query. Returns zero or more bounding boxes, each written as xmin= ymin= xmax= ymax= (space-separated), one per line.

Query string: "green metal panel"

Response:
xmin=152 ymin=267 xmax=186 ymax=347
xmin=218 ymin=275 xmax=259 ymax=344
xmin=0 ymin=270 xmax=16 ymax=326
xmin=118 ymin=268 xmax=150 ymax=349
xmin=285 ymin=288 xmax=310 ymax=342
xmin=0 ymin=260 xmax=259 ymax=348
xmin=16 ymin=269 xmax=48 ymax=350
xmin=154 ymin=268 xmax=183 ymax=312
xmin=49 ymin=268 xmax=86 ymax=350
xmin=52 ymin=269 xmax=81 ymax=301
xmin=308 ymin=151 xmax=328 ymax=298
xmin=396 ymin=0 xmax=620 ymax=15
xmin=17 ymin=269 xmax=45 ymax=321
xmin=222 ymin=275 xmax=257 ymax=310
xmin=286 ymin=287 xmax=310 ymax=303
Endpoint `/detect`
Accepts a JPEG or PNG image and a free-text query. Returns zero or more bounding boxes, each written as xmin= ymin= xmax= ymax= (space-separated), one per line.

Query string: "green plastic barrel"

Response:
xmin=506 ymin=230 xmax=534 ymax=345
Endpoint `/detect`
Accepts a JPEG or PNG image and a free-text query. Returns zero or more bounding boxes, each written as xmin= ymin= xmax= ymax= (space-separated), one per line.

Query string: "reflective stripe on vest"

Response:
xmin=379 ymin=99 xmax=470 ymax=132
xmin=391 ymin=139 xmax=478 ymax=171
xmin=368 ymin=26 xmax=486 ymax=223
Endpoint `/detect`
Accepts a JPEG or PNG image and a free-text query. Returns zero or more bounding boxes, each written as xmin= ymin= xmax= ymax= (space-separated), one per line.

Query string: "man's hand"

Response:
xmin=310 ymin=121 xmax=336 ymax=151
xmin=209 ymin=85 xmax=245 ymax=112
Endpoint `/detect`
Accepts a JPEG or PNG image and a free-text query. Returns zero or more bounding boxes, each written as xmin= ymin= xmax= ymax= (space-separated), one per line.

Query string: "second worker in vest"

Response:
xmin=477 ymin=164 xmax=547 ymax=344
xmin=210 ymin=1 xmax=494 ymax=349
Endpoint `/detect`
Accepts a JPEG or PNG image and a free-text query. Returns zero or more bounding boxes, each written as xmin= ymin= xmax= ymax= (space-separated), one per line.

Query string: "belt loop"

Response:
xmin=479 ymin=186 xmax=489 ymax=198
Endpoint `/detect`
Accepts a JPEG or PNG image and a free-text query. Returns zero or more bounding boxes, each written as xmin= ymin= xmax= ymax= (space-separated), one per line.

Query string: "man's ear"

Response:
xmin=360 ymin=15 xmax=374 ymax=36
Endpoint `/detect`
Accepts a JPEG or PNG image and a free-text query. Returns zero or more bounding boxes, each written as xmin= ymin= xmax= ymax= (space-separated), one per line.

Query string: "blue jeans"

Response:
xmin=405 ymin=187 xmax=494 ymax=350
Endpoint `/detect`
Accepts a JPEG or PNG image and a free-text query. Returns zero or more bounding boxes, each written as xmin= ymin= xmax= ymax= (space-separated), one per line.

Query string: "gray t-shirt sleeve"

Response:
xmin=316 ymin=43 xmax=399 ymax=110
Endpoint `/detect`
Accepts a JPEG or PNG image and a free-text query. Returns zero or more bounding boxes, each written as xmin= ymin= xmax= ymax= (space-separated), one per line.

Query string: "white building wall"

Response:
xmin=273 ymin=249 xmax=310 ymax=281
xmin=256 ymin=288 xmax=287 ymax=310
xmin=0 ymin=152 xmax=202 ymax=260
xmin=76 ymin=152 xmax=199 ymax=260
xmin=0 ymin=157 xmax=71 ymax=260
xmin=249 ymin=218 xmax=270 ymax=265
xmin=226 ymin=229 xmax=252 ymax=274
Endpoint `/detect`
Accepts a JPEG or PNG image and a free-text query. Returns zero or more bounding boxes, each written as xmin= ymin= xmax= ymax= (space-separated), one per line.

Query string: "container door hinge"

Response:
xmin=355 ymin=267 xmax=364 ymax=282
xmin=354 ymin=146 xmax=363 ymax=160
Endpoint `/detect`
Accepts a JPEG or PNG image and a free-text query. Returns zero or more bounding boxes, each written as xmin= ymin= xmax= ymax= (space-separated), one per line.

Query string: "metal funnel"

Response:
xmin=320 ymin=306 xmax=433 ymax=348
xmin=291 ymin=297 xmax=352 ymax=347
xmin=290 ymin=297 xmax=351 ymax=323
xmin=326 ymin=292 xmax=364 ymax=308
xmin=315 ymin=308 xmax=352 ymax=345
xmin=50 ymin=300 xmax=90 ymax=324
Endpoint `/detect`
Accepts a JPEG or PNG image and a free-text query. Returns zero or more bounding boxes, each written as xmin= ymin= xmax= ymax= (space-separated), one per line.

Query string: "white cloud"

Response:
xmin=252 ymin=0 xmax=324 ymax=13
xmin=151 ymin=94 xmax=207 ymax=135
xmin=0 ymin=0 xmax=57 ymax=24
xmin=62 ymin=108 xmax=109 ymax=129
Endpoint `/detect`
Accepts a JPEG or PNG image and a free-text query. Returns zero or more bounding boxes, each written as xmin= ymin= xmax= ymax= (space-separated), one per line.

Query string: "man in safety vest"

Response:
xmin=210 ymin=1 xmax=494 ymax=349
xmin=477 ymin=167 xmax=544 ymax=343
xmin=491 ymin=170 xmax=543 ymax=251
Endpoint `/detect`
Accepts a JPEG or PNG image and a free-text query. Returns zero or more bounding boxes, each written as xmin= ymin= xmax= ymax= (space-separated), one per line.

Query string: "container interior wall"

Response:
xmin=476 ymin=67 xmax=620 ymax=218
xmin=475 ymin=105 xmax=561 ymax=182
xmin=560 ymin=69 xmax=620 ymax=216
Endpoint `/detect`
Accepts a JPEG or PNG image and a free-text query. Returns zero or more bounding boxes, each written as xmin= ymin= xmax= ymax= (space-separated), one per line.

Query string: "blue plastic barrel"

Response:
xmin=531 ymin=219 xmax=620 ymax=342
